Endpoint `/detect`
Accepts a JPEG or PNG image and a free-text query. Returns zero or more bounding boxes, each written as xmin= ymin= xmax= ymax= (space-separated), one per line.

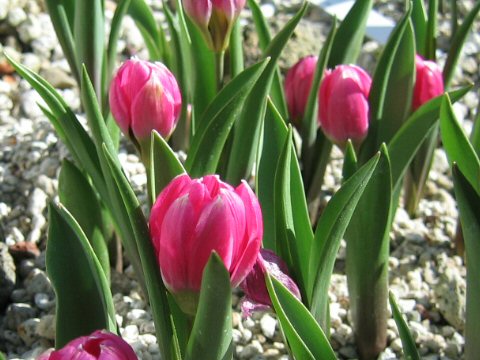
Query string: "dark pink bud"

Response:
xmin=37 ymin=330 xmax=137 ymax=360
xmin=284 ymin=56 xmax=318 ymax=128
xmin=318 ymin=64 xmax=371 ymax=147
xmin=109 ymin=58 xmax=182 ymax=140
xmin=182 ymin=0 xmax=246 ymax=51
xmin=412 ymin=55 xmax=444 ymax=110
xmin=240 ymin=249 xmax=301 ymax=317
xmin=149 ymin=174 xmax=263 ymax=315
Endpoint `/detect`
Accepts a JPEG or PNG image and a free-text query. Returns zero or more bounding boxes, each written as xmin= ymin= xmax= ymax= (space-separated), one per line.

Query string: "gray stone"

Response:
xmin=260 ymin=314 xmax=276 ymax=339
xmin=24 ymin=269 xmax=53 ymax=296
xmin=36 ymin=314 xmax=55 ymax=340
xmin=0 ymin=242 xmax=16 ymax=310
xmin=17 ymin=318 xmax=40 ymax=346
xmin=5 ymin=303 xmax=37 ymax=330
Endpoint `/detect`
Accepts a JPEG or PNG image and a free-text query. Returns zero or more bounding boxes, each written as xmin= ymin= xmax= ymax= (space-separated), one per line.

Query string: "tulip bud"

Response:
xmin=318 ymin=64 xmax=372 ymax=147
xmin=109 ymin=58 xmax=182 ymax=143
xmin=37 ymin=330 xmax=137 ymax=360
xmin=240 ymin=249 xmax=301 ymax=317
xmin=412 ymin=55 xmax=444 ymax=110
xmin=284 ymin=56 xmax=318 ymax=128
xmin=183 ymin=0 xmax=246 ymax=52
xmin=149 ymin=174 xmax=263 ymax=315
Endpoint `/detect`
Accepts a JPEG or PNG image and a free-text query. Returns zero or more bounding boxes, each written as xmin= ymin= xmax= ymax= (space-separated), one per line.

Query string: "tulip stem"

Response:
xmin=215 ymin=51 xmax=225 ymax=90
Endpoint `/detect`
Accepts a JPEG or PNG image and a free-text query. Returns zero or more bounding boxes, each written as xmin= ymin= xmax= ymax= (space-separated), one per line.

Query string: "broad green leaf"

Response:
xmin=186 ymin=17 xmax=216 ymax=129
xmin=346 ymin=144 xmax=391 ymax=358
xmin=80 ymin=66 xmax=147 ymax=298
xmin=74 ymin=0 xmax=104 ymax=99
xmin=186 ymin=253 xmax=233 ymax=360
xmin=389 ymin=292 xmax=421 ymax=360
xmin=425 ymin=0 xmax=438 ymax=59
xmin=0 ymin=351 xmax=5 ymax=360
xmin=328 ymin=0 xmax=372 ymax=66
xmin=186 ymin=59 xmax=269 ymax=177
xmin=128 ymin=0 xmax=166 ymax=60
xmin=440 ymin=95 xmax=480 ymax=194
xmin=274 ymin=126 xmax=313 ymax=300
xmin=309 ymin=151 xmax=380 ymax=330
xmin=257 ymin=100 xmax=289 ymax=250
xmin=470 ymin=90 xmax=480 ymax=156
xmin=452 ymin=166 xmax=480 ymax=360
xmin=47 ymin=202 xmax=116 ymax=348
xmin=226 ymin=2 xmax=308 ymax=184
xmin=107 ymin=0 xmax=131 ymax=83
xmin=229 ymin=20 xmax=244 ymax=77
xmin=443 ymin=0 xmax=480 ymax=87
xmin=361 ymin=7 xmax=413 ymax=161
xmin=266 ymin=275 xmax=336 ymax=360
xmin=247 ymin=0 xmax=287 ymax=119
xmin=375 ymin=17 xmax=416 ymax=148
xmin=302 ymin=19 xmax=336 ymax=155
xmin=102 ymin=144 xmax=176 ymax=360
xmin=59 ymin=160 xmax=110 ymax=281
xmin=6 ymin=56 xmax=109 ymax=203
xmin=388 ymin=86 xmax=471 ymax=195
xmin=150 ymin=131 xmax=186 ymax=200
xmin=342 ymin=140 xmax=358 ymax=181
xmin=44 ymin=0 xmax=79 ymax=82
xmin=410 ymin=0 xmax=428 ymax=56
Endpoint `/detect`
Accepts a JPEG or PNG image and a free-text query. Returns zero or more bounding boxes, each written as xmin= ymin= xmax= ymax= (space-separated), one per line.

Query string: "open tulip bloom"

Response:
xmin=8 ymin=0 xmax=479 ymax=359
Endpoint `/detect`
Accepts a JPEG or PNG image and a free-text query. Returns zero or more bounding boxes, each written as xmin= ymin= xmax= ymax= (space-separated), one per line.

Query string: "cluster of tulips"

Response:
xmin=6 ymin=0 xmax=479 ymax=359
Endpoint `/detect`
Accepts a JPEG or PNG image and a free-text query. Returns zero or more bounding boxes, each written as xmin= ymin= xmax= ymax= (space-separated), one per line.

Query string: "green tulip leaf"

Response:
xmin=127 ymin=0 xmax=167 ymax=60
xmin=309 ymin=150 xmax=381 ymax=330
xmin=47 ymin=202 xmax=116 ymax=348
xmin=247 ymin=0 xmax=288 ymax=119
xmin=328 ymin=0 xmax=372 ymax=67
xmin=274 ymin=126 xmax=313 ymax=300
xmin=6 ymin=56 xmax=108 ymax=203
xmin=150 ymin=131 xmax=186 ymax=200
xmin=410 ymin=0 xmax=427 ymax=56
xmin=346 ymin=144 xmax=392 ymax=358
xmin=257 ymin=100 xmax=289 ymax=250
xmin=388 ymin=86 xmax=472 ymax=195
xmin=107 ymin=0 xmax=131 ymax=83
xmin=74 ymin=0 xmax=104 ymax=99
xmin=186 ymin=58 xmax=269 ymax=177
xmin=425 ymin=0 xmax=438 ymax=59
xmin=44 ymin=0 xmax=79 ymax=82
xmin=440 ymin=94 xmax=480 ymax=194
xmin=389 ymin=292 xmax=421 ymax=360
xmin=443 ymin=0 xmax=480 ymax=87
xmin=266 ymin=274 xmax=336 ymax=360
xmin=342 ymin=140 xmax=358 ymax=181
xmin=59 ymin=160 xmax=110 ymax=281
xmin=186 ymin=253 xmax=233 ymax=360
xmin=452 ymin=166 xmax=480 ymax=359
xmin=226 ymin=2 xmax=308 ymax=184
xmin=362 ymin=6 xmax=413 ymax=161
xmin=229 ymin=20 xmax=244 ymax=77
xmin=102 ymin=144 xmax=177 ymax=360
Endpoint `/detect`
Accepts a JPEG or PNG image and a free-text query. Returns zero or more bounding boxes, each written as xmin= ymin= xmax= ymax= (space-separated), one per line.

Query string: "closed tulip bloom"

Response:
xmin=240 ymin=249 xmax=301 ymax=317
xmin=413 ymin=55 xmax=444 ymax=110
xmin=109 ymin=58 xmax=182 ymax=141
xmin=37 ymin=330 xmax=137 ymax=360
xmin=284 ymin=56 xmax=318 ymax=128
xmin=319 ymin=64 xmax=372 ymax=146
xmin=183 ymin=0 xmax=246 ymax=52
xmin=149 ymin=174 xmax=263 ymax=315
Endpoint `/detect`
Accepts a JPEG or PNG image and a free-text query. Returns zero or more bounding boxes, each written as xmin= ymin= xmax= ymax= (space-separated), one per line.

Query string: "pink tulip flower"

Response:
xmin=284 ymin=56 xmax=318 ymax=128
xmin=37 ymin=330 xmax=137 ymax=360
xmin=182 ymin=0 xmax=246 ymax=52
xmin=109 ymin=58 xmax=182 ymax=141
xmin=149 ymin=174 xmax=263 ymax=315
xmin=319 ymin=64 xmax=372 ymax=146
xmin=240 ymin=249 xmax=301 ymax=317
xmin=412 ymin=55 xmax=444 ymax=110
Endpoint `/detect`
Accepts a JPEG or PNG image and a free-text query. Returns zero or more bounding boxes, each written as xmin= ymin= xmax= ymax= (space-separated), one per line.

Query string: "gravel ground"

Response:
xmin=0 ymin=0 xmax=478 ymax=359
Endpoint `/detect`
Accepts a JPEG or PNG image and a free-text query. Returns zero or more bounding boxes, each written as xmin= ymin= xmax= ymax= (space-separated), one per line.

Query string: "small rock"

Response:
xmin=24 ymin=269 xmax=53 ymax=296
xmin=260 ymin=314 xmax=276 ymax=339
xmin=36 ymin=314 xmax=55 ymax=340
xmin=5 ymin=303 xmax=37 ymax=330
xmin=17 ymin=318 xmax=40 ymax=346
xmin=240 ymin=340 xmax=263 ymax=359
xmin=0 ymin=242 xmax=16 ymax=310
